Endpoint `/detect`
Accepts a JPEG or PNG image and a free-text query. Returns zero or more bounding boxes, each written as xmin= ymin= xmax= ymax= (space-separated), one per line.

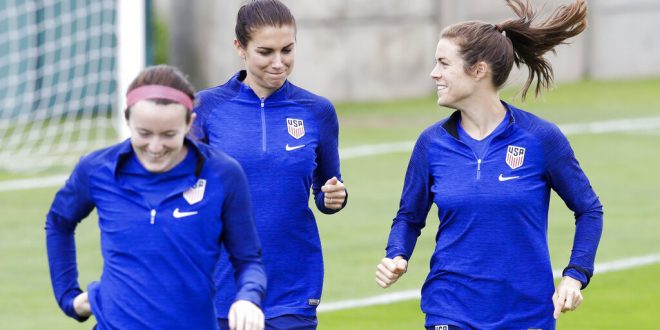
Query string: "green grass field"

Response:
xmin=1 ymin=78 xmax=659 ymax=329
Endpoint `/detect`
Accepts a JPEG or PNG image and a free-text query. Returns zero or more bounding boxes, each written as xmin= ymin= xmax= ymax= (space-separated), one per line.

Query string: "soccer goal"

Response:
xmin=0 ymin=0 xmax=144 ymax=173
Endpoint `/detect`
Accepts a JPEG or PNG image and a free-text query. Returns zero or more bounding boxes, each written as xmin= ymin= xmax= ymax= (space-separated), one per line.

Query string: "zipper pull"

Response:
xmin=477 ymin=159 xmax=482 ymax=180
xmin=150 ymin=209 xmax=156 ymax=224
xmin=260 ymin=97 xmax=265 ymax=108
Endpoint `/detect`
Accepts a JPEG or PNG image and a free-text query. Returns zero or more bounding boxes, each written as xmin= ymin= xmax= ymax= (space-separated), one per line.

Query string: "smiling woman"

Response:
xmin=376 ymin=0 xmax=603 ymax=329
xmin=45 ymin=65 xmax=266 ymax=330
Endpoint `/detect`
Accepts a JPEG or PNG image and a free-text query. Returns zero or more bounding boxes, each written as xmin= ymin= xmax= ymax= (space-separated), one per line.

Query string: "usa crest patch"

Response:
xmin=505 ymin=145 xmax=526 ymax=169
xmin=286 ymin=118 xmax=305 ymax=139
xmin=183 ymin=179 xmax=206 ymax=205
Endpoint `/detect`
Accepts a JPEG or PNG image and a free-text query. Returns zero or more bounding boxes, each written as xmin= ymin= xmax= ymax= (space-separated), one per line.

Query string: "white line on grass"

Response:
xmin=0 ymin=174 xmax=68 ymax=193
xmin=2 ymin=115 xmax=660 ymax=192
xmin=318 ymin=253 xmax=660 ymax=313
xmin=340 ymin=141 xmax=414 ymax=160
xmin=339 ymin=115 xmax=660 ymax=160
xmin=559 ymin=116 xmax=660 ymax=135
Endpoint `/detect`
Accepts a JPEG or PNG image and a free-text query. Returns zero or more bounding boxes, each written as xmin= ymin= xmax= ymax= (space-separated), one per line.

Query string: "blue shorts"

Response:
xmin=426 ymin=324 xmax=548 ymax=330
xmin=425 ymin=325 xmax=463 ymax=330
xmin=218 ymin=314 xmax=318 ymax=330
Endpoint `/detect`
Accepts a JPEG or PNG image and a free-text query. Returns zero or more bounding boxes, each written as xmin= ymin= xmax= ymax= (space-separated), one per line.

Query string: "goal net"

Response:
xmin=0 ymin=0 xmax=140 ymax=174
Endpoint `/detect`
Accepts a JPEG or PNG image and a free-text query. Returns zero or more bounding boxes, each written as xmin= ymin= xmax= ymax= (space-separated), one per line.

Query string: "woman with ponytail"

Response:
xmin=192 ymin=1 xmax=348 ymax=329
xmin=375 ymin=1 xmax=603 ymax=328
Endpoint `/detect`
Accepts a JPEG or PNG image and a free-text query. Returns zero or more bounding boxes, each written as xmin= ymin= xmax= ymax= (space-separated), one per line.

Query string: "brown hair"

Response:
xmin=441 ymin=0 xmax=587 ymax=100
xmin=125 ymin=65 xmax=196 ymax=122
xmin=235 ymin=0 xmax=296 ymax=47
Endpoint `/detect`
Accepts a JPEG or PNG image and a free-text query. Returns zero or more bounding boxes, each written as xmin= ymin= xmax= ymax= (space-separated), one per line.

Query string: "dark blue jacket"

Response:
xmin=45 ymin=138 xmax=265 ymax=329
xmin=192 ymin=71 xmax=344 ymax=318
xmin=386 ymin=102 xmax=603 ymax=329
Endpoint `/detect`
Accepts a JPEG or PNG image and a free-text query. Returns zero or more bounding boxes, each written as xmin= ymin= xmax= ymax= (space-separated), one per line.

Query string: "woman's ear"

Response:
xmin=472 ymin=61 xmax=489 ymax=80
xmin=234 ymin=39 xmax=246 ymax=59
xmin=186 ymin=112 xmax=197 ymax=132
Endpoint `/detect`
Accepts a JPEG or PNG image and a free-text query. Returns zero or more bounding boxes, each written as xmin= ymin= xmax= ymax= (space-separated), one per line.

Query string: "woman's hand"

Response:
xmin=228 ymin=299 xmax=264 ymax=330
xmin=322 ymin=177 xmax=346 ymax=210
xmin=73 ymin=292 xmax=92 ymax=317
xmin=553 ymin=276 xmax=583 ymax=319
xmin=375 ymin=256 xmax=408 ymax=288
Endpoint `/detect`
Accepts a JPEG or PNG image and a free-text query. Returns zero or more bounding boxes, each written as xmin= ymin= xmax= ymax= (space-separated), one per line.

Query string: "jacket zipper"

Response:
xmin=441 ymin=108 xmax=516 ymax=182
xmin=260 ymin=97 xmax=267 ymax=152
xmin=467 ymin=149 xmax=482 ymax=181
xmin=476 ymin=158 xmax=482 ymax=180
xmin=122 ymin=177 xmax=197 ymax=226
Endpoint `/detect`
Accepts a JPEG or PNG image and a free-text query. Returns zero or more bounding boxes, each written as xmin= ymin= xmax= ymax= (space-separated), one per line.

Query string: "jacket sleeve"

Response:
xmin=545 ymin=125 xmax=603 ymax=289
xmin=385 ymin=131 xmax=434 ymax=260
xmin=45 ymin=160 xmax=95 ymax=321
xmin=219 ymin=160 xmax=267 ymax=306
xmin=311 ymin=99 xmax=346 ymax=214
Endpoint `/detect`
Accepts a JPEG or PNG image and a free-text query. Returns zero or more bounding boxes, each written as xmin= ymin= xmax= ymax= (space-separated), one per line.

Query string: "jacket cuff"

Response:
xmin=235 ymin=290 xmax=263 ymax=309
xmin=385 ymin=251 xmax=409 ymax=260
xmin=562 ymin=264 xmax=592 ymax=289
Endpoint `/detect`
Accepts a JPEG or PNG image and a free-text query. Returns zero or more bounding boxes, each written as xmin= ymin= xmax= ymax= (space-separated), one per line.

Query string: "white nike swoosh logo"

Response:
xmin=173 ymin=208 xmax=198 ymax=218
xmin=285 ymin=144 xmax=305 ymax=151
xmin=498 ymin=174 xmax=520 ymax=182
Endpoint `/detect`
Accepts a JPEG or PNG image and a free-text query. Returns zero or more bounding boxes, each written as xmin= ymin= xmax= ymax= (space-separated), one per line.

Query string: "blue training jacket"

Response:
xmin=45 ymin=138 xmax=266 ymax=329
xmin=386 ymin=102 xmax=603 ymax=329
xmin=192 ymin=70 xmax=344 ymax=319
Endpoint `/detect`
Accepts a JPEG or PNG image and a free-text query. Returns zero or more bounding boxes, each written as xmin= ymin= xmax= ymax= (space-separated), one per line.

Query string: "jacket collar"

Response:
xmin=231 ymin=70 xmax=290 ymax=103
xmin=441 ymin=100 xmax=518 ymax=139
xmin=111 ymin=137 xmax=207 ymax=179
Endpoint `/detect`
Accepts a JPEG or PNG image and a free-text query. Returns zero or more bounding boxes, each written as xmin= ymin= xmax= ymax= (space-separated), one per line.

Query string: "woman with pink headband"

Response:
xmin=45 ymin=65 xmax=267 ymax=330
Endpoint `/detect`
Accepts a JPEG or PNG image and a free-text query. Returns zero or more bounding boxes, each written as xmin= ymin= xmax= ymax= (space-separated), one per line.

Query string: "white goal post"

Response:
xmin=117 ymin=0 xmax=146 ymax=141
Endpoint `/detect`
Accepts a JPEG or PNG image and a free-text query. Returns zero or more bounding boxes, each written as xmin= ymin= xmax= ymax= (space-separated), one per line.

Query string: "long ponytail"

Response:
xmin=499 ymin=0 xmax=587 ymax=99
xmin=441 ymin=0 xmax=587 ymax=100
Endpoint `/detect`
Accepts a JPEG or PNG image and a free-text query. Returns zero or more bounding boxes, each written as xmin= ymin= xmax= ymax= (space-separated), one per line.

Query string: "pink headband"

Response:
xmin=126 ymin=85 xmax=194 ymax=110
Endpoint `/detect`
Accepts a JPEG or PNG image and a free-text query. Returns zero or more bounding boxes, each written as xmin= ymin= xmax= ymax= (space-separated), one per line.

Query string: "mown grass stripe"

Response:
xmin=2 ymin=116 xmax=660 ymax=191
xmin=318 ymin=253 xmax=660 ymax=313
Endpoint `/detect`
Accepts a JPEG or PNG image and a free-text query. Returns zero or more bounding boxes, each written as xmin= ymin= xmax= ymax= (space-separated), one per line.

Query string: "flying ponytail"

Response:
xmin=441 ymin=0 xmax=587 ymax=100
